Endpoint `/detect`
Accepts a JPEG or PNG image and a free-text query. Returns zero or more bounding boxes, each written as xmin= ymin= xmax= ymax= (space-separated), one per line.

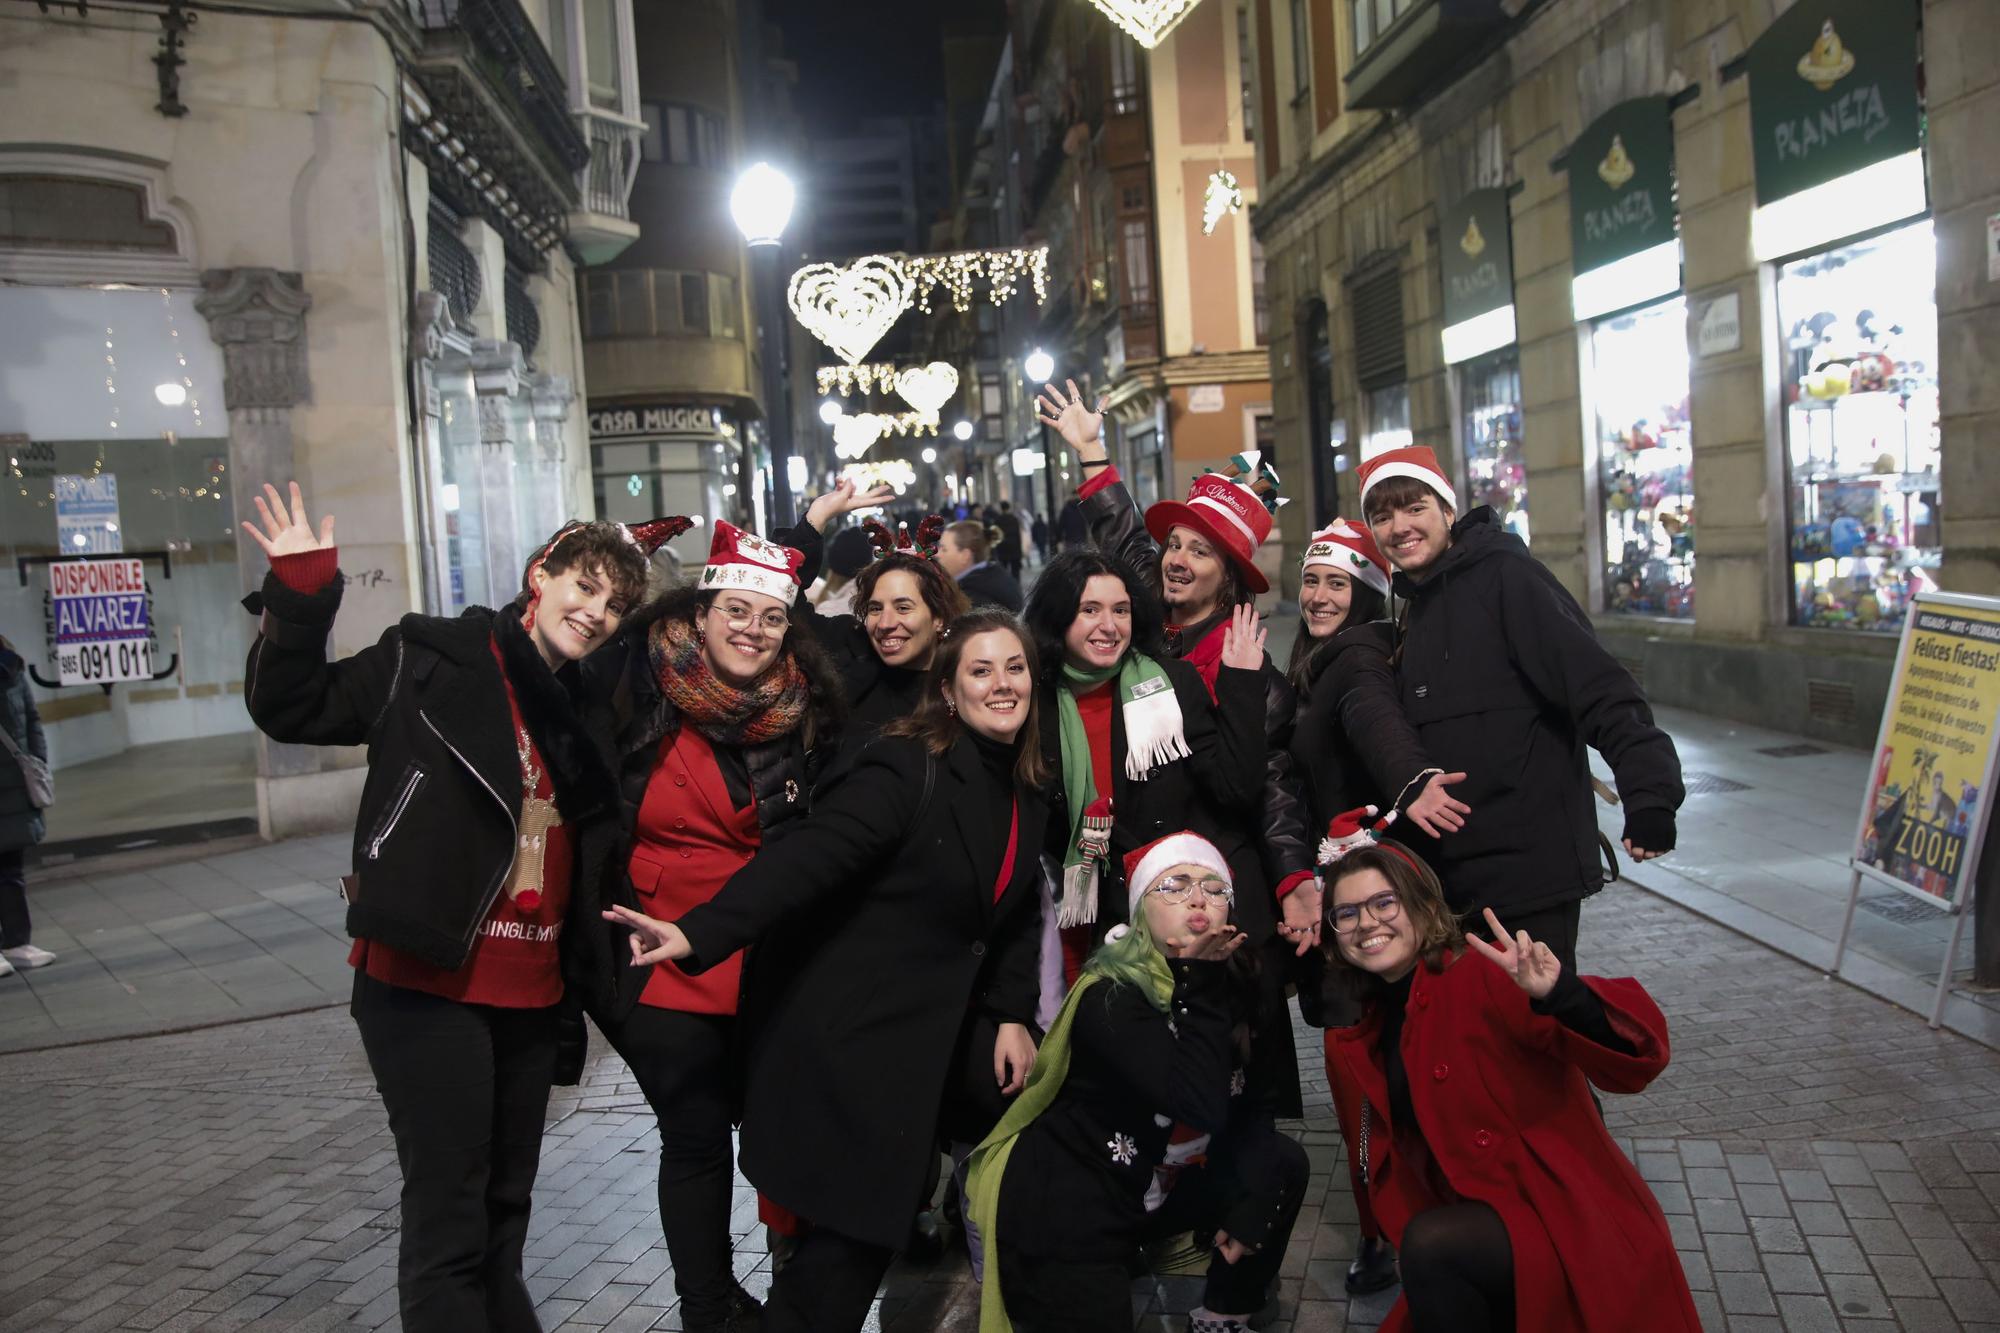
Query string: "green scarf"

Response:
xmin=965 ymin=944 xmax=1176 ymax=1333
xmin=1054 ymin=654 xmax=1188 ymax=927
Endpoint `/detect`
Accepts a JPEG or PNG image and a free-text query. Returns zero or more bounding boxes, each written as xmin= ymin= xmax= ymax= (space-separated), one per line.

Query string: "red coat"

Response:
xmin=1325 ymin=952 xmax=1700 ymax=1333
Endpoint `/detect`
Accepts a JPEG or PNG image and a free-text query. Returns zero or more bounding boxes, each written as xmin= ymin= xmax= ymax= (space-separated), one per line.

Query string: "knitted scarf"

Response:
xmin=966 ymin=944 xmax=1176 ymax=1333
xmin=648 ymin=613 xmax=809 ymax=747
xmin=1054 ymin=654 xmax=1188 ymax=927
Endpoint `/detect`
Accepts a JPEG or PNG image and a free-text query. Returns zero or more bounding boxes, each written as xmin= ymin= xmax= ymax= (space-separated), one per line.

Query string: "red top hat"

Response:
xmin=1302 ymin=519 xmax=1391 ymax=598
xmin=699 ymin=520 xmax=806 ymax=606
xmin=1145 ymin=467 xmax=1274 ymax=595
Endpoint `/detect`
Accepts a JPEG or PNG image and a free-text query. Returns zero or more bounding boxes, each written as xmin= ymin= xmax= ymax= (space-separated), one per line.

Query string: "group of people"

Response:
xmin=236 ymin=367 xmax=1699 ymax=1333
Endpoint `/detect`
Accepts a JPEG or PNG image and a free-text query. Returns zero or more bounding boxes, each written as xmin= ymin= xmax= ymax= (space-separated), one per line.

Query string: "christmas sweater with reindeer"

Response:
xmin=344 ymin=636 xmax=572 ymax=1008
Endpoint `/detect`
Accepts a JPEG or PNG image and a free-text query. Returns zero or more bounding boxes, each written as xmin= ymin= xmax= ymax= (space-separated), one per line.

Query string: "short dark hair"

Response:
xmin=855 ymin=553 xmax=971 ymax=627
xmin=943 ymin=520 xmax=991 ymax=563
xmin=1285 ymin=581 xmax=1390 ymax=686
xmin=883 ymin=608 xmax=1048 ymax=790
xmin=1021 ymin=549 xmax=1165 ymax=679
xmin=1362 ymin=475 xmax=1454 ymax=525
xmin=642 ymin=584 xmax=845 ymax=747
xmin=522 ymin=521 xmax=648 ymax=607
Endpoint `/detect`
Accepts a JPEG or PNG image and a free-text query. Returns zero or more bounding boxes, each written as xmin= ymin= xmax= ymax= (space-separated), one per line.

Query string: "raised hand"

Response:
xmin=1033 ymin=378 xmax=1111 ymax=463
xmin=1164 ymin=923 xmax=1249 ymax=962
xmin=1405 ymin=770 xmax=1471 ymax=838
xmin=1220 ymin=603 xmax=1267 ymax=671
xmin=241 ymin=481 xmax=334 ymax=561
xmin=1464 ymin=906 xmax=1561 ymax=999
xmin=804 ymin=478 xmax=898 ymax=533
xmin=601 ymin=903 xmax=692 ymax=966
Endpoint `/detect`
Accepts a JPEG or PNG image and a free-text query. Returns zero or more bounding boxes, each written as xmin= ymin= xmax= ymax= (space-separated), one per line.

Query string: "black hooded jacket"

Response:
xmin=1391 ymin=507 xmax=1684 ymax=916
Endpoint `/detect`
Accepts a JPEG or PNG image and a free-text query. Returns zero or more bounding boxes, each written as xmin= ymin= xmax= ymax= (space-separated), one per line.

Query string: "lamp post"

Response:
xmin=1024 ymin=347 xmax=1057 ymax=529
xmin=731 ymin=162 xmax=799 ymax=528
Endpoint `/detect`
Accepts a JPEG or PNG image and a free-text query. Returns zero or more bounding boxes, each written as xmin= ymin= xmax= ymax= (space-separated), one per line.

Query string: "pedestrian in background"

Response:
xmin=812 ymin=525 xmax=876 ymax=619
xmin=239 ymin=482 xmax=648 ymax=1333
xmin=0 ymin=633 xmax=55 ymax=976
xmin=994 ymin=501 xmax=1026 ymax=580
xmin=938 ymin=519 xmax=1025 ymax=613
xmin=1031 ymin=511 xmax=1050 ymax=563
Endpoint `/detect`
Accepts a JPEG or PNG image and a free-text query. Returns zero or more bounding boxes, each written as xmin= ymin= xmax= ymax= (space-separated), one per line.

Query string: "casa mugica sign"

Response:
xmin=1568 ymin=96 xmax=1678 ymax=278
xmin=1439 ymin=187 xmax=1515 ymax=331
xmin=1747 ymin=0 xmax=1922 ymax=207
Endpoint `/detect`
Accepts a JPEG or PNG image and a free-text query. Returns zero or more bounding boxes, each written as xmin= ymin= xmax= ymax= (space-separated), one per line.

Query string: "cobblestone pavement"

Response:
xmin=3 ymin=880 xmax=2000 ymax=1332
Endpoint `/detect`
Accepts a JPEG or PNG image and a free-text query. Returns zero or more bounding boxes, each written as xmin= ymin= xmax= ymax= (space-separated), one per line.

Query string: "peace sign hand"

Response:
xmin=241 ymin=482 xmax=335 ymax=561
xmin=1464 ymin=907 xmax=1561 ymax=999
xmin=1034 ymin=378 xmax=1111 ymax=463
xmin=1220 ymin=602 xmax=1266 ymax=672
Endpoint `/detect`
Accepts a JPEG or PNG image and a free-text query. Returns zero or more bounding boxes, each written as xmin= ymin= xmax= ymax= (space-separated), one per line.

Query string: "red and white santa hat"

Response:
xmin=1302 ymin=518 xmax=1391 ymax=597
xmin=698 ymin=520 xmax=806 ymax=606
xmin=1357 ymin=445 xmax=1458 ymax=518
xmin=1121 ymin=831 xmax=1232 ymax=921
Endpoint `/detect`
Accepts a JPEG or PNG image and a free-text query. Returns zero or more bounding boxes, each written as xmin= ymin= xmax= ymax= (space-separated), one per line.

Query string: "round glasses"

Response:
xmin=1329 ymin=890 xmax=1401 ymax=935
xmin=1147 ymin=873 xmax=1234 ymax=905
xmin=710 ymin=601 xmax=790 ymax=635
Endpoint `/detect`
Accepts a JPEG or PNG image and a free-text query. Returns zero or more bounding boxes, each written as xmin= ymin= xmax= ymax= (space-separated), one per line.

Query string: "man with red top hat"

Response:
xmin=1359 ymin=444 xmax=1684 ymax=969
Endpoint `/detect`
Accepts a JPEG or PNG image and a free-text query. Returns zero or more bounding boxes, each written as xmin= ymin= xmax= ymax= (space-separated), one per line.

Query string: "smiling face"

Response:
xmin=1139 ymin=860 xmax=1233 ymax=945
xmin=1063 ymin=573 xmax=1134 ymax=670
xmin=528 ymin=564 xmax=629 ymax=665
xmin=1161 ymin=525 xmax=1228 ymax=622
xmin=946 ymin=627 xmax=1031 ymax=744
xmin=863 ymin=569 xmax=940 ymax=669
xmin=1299 ymin=567 xmax=1356 ymax=640
xmin=1329 ymin=866 xmax=1418 ymax=981
xmin=1367 ymin=493 xmax=1454 ymax=578
xmin=698 ymin=589 xmax=790 ymax=687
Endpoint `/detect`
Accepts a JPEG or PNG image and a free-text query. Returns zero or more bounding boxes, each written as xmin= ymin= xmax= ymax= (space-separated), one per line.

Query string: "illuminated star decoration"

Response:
xmin=1085 ymin=0 xmax=1204 ymax=48
xmin=1201 ymin=168 xmax=1243 ymax=235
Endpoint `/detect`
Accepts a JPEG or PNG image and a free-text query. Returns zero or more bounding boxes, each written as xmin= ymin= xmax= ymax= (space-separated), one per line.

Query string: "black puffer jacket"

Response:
xmin=1289 ymin=621 xmax=1437 ymax=827
xmin=242 ymin=572 xmax=632 ymax=1027
xmin=1392 ymin=507 xmax=1684 ymax=916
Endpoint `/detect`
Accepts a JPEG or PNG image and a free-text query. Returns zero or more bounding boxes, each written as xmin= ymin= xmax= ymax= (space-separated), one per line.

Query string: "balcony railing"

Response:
xmin=407 ymin=0 xmax=589 ymax=175
xmin=578 ymin=108 xmax=644 ymax=220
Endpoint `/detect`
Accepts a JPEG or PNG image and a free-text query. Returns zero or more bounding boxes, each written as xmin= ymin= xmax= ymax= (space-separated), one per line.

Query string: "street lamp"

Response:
xmin=952 ymin=419 xmax=973 ymax=441
xmin=732 ymin=162 xmax=799 ymax=526
xmin=818 ymin=398 xmax=842 ymax=425
xmin=1023 ymin=348 xmax=1058 ymax=527
xmin=921 ymin=447 xmax=938 ymax=464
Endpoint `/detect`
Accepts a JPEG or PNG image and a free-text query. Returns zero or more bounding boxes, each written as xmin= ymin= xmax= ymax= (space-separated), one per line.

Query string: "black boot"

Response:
xmin=1345 ymin=1234 xmax=1398 ymax=1295
xmin=904 ymin=1208 xmax=945 ymax=1263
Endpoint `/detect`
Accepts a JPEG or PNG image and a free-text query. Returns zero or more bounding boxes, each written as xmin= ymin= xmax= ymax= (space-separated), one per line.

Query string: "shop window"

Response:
xmin=1460 ymin=349 xmax=1525 ymax=542
xmin=1592 ymin=296 xmax=1693 ymax=618
xmin=1780 ymin=218 xmax=1939 ymax=633
xmin=1363 ymin=383 xmax=1410 ymax=458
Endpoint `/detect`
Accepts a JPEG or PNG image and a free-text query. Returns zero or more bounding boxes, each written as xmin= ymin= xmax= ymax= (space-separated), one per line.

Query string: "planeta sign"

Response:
xmin=1746 ymin=0 xmax=1922 ymax=208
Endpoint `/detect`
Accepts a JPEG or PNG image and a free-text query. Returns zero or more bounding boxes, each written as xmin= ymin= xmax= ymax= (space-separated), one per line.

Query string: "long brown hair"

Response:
xmin=883 ymin=609 xmax=1049 ymax=790
xmin=1319 ymin=841 xmax=1460 ymax=994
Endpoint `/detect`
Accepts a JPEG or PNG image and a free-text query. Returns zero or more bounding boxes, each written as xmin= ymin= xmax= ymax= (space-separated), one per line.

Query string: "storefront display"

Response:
xmin=1361 ymin=382 xmax=1410 ymax=459
xmin=1779 ymin=219 xmax=1939 ymax=633
xmin=1591 ymin=297 xmax=1692 ymax=617
xmin=1458 ymin=349 xmax=1526 ymax=542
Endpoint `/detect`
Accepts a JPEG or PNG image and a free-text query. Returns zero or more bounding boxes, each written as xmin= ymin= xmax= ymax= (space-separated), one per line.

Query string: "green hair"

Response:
xmin=1082 ymin=911 xmax=1172 ymax=1010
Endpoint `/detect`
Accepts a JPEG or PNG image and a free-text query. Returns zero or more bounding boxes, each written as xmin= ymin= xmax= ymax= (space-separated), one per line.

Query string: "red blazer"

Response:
xmin=1326 ymin=951 xmax=1700 ymax=1333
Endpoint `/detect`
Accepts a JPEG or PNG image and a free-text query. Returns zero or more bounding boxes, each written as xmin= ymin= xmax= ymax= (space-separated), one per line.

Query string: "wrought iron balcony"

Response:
xmin=570 ymin=107 xmax=644 ymax=264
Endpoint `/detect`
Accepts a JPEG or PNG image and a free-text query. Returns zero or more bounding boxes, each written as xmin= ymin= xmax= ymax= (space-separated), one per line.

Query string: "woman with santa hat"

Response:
xmin=602 ymin=607 xmax=1052 ymax=1333
xmin=237 ymin=482 xmax=650 ymax=1332
xmin=577 ymin=511 xmax=854 ymax=1333
xmin=966 ymin=832 xmax=1308 ymax=1333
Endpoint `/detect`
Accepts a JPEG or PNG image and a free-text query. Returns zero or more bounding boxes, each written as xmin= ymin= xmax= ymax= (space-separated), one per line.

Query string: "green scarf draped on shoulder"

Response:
xmin=964 ymin=939 xmax=1176 ymax=1333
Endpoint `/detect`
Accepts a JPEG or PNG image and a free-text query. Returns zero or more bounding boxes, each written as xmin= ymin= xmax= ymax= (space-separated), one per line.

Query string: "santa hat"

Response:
xmin=699 ymin=520 xmax=806 ymax=606
xmin=1111 ymin=832 xmax=1233 ymax=938
xmin=1316 ymin=805 xmax=1427 ymax=879
xmin=1357 ymin=445 xmax=1459 ymax=518
xmin=865 ymin=515 xmax=945 ymax=562
xmin=1302 ymin=518 xmax=1391 ymax=598
xmin=1144 ymin=452 xmax=1280 ymax=595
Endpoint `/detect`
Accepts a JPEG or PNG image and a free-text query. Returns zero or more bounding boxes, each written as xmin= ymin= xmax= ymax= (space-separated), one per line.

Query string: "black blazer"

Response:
xmin=1036 ymin=656 xmax=1265 ymax=937
xmin=957 ymin=562 xmax=1025 ymax=613
xmin=672 ymin=732 xmax=1050 ymax=1250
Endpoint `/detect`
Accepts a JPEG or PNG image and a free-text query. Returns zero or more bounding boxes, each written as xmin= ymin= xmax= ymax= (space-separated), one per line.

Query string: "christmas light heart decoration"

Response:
xmin=895 ymin=362 xmax=960 ymax=416
xmin=1085 ymin=0 xmax=1202 ymax=48
xmin=786 ymin=255 xmax=913 ymax=366
xmin=832 ymin=412 xmax=885 ymax=457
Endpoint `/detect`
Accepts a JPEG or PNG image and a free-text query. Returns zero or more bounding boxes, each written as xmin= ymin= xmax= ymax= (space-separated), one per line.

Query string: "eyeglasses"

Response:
xmin=711 ymin=602 xmax=790 ymax=635
xmin=1329 ymin=890 xmax=1401 ymax=935
xmin=1147 ymin=874 xmax=1233 ymax=905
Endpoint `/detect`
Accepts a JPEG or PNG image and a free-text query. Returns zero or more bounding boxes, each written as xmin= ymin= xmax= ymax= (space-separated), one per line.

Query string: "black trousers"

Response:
xmin=350 ymin=971 xmax=560 ymax=1333
xmin=1489 ymin=899 xmax=1581 ymax=974
xmin=600 ymin=1004 xmax=742 ymax=1323
xmin=0 ymin=847 xmax=29 ymax=949
xmin=761 ymin=1226 xmax=895 ymax=1333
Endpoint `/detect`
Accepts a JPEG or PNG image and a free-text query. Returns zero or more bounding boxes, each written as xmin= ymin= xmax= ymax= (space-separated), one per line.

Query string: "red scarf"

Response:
xmin=1176 ymin=618 xmax=1228 ymax=702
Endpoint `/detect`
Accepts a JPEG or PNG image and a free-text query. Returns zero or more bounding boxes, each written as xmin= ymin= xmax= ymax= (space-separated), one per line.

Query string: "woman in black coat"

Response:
xmin=0 ymin=634 xmax=51 ymax=974
xmin=607 ymin=609 xmax=1051 ymax=1333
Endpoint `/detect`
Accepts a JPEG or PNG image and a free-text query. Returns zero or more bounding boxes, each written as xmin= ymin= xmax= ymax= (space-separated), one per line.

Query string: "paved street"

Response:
xmin=5 ymin=874 xmax=2000 ymax=1331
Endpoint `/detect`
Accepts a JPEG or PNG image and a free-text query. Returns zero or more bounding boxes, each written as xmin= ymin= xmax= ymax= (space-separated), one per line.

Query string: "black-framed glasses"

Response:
xmin=1329 ymin=890 xmax=1401 ymax=935
xmin=1147 ymin=873 xmax=1234 ymax=905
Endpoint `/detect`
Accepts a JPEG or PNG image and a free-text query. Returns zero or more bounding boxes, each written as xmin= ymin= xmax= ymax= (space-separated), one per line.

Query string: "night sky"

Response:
xmin=765 ymin=0 xmax=1004 ymax=124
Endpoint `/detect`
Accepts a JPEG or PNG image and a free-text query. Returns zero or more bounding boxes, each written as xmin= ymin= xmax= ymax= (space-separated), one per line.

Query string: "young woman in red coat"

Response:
xmin=1317 ymin=817 xmax=1700 ymax=1333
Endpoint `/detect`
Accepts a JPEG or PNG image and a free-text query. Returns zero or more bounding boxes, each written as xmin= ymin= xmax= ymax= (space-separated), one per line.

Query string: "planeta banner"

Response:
xmin=1746 ymin=0 xmax=1922 ymax=208
xmin=1568 ymin=96 xmax=1678 ymax=279
xmin=1439 ymin=187 xmax=1515 ymax=332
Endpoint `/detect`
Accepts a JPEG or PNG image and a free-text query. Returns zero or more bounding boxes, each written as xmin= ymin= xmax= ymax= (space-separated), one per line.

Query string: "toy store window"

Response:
xmin=1591 ymin=295 xmax=1693 ymax=618
xmin=1459 ymin=348 xmax=1526 ymax=545
xmin=1779 ymin=218 xmax=1939 ymax=634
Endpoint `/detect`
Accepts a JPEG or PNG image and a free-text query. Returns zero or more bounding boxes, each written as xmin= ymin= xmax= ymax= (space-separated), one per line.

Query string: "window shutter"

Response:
xmin=1349 ymin=263 xmax=1405 ymax=391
